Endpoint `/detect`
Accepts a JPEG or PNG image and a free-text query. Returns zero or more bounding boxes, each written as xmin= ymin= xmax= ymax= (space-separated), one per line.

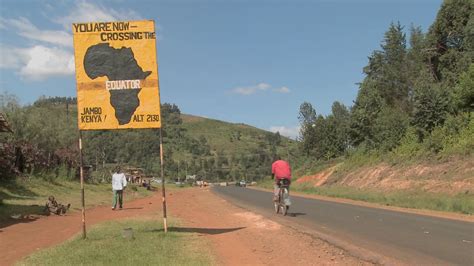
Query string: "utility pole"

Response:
xmin=78 ymin=131 xmax=86 ymax=239
xmin=177 ymin=160 xmax=180 ymax=183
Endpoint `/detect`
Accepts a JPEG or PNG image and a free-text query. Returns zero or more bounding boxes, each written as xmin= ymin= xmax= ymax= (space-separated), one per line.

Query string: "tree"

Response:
xmin=161 ymin=103 xmax=182 ymax=125
xmin=373 ymin=106 xmax=410 ymax=151
xmin=298 ymin=102 xmax=317 ymax=126
xmin=412 ymin=71 xmax=450 ymax=140
xmin=427 ymin=0 xmax=473 ymax=87
xmin=297 ymin=102 xmax=317 ymax=154
xmin=350 ymin=80 xmax=385 ymax=148
xmin=379 ymin=22 xmax=410 ymax=109
xmin=407 ymin=25 xmax=428 ymax=96
xmin=454 ymin=64 xmax=474 ymax=112
xmin=330 ymin=101 xmax=351 ymax=154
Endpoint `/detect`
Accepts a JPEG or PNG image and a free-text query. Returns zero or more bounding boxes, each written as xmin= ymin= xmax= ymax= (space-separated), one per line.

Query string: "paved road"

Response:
xmin=213 ymin=186 xmax=474 ymax=265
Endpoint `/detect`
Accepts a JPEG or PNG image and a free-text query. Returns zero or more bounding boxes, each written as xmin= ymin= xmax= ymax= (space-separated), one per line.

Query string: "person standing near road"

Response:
xmin=111 ymin=166 xmax=127 ymax=210
xmin=271 ymin=157 xmax=292 ymax=202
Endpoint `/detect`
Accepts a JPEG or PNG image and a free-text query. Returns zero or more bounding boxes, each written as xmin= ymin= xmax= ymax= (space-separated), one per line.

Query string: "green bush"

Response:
xmin=391 ymin=127 xmax=425 ymax=161
xmin=439 ymin=113 xmax=473 ymax=155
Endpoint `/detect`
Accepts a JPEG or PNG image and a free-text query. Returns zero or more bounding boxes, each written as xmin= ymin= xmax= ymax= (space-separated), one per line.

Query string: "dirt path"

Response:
xmin=0 ymin=191 xmax=162 ymax=266
xmin=170 ymin=187 xmax=371 ymax=265
xmin=1 ymin=187 xmax=370 ymax=266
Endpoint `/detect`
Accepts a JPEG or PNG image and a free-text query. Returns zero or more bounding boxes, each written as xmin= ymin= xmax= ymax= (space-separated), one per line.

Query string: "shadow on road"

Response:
xmin=149 ymin=226 xmax=246 ymax=235
xmin=120 ymin=207 xmax=144 ymax=210
xmin=0 ymin=180 xmax=44 ymax=229
xmin=288 ymin=212 xmax=306 ymax=217
xmin=0 ymin=204 xmax=44 ymax=229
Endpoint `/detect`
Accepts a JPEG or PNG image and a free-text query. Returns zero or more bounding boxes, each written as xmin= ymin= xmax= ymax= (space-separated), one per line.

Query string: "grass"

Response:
xmin=0 ymin=178 xmax=153 ymax=223
xmin=292 ymin=183 xmax=474 ymax=215
xmin=17 ymin=218 xmax=215 ymax=266
xmin=257 ymin=177 xmax=275 ymax=190
xmin=255 ymin=173 xmax=474 ymax=215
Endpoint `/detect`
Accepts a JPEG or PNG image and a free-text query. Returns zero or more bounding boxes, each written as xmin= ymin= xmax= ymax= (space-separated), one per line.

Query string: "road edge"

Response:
xmin=247 ymin=186 xmax=474 ymax=223
xmin=211 ymin=187 xmax=403 ymax=265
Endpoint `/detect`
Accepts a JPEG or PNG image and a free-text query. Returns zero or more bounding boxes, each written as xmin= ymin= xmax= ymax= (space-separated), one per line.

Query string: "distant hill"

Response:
xmin=166 ymin=113 xmax=300 ymax=181
xmin=180 ymin=114 xmax=296 ymax=158
xmin=0 ymin=98 xmax=300 ymax=182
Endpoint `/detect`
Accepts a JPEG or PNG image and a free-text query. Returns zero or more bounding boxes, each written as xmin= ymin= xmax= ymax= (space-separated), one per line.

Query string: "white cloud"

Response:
xmin=0 ymin=44 xmax=74 ymax=80
xmin=232 ymin=82 xmax=271 ymax=95
xmin=274 ymin=86 xmax=291 ymax=93
xmin=232 ymin=83 xmax=291 ymax=96
xmin=20 ymin=46 xmax=75 ymax=80
xmin=0 ymin=44 xmax=28 ymax=69
xmin=1 ymin=17 xmax=72 ymax=47
xmin=55 ymin=1 xmax=141 ymax=29
xmin=269 ymin=126 xmax=300 ymax=139
xmin=0 ymin=1 xmax=145 ymax=81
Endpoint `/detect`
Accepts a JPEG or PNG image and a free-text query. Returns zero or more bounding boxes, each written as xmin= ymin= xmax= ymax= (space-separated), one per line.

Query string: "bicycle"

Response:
xmin=274 ymin=178 xmax=291 ymax=216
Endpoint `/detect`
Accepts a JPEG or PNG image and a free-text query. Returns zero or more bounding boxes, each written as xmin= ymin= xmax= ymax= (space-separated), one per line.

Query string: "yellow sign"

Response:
xmin=72 ymin=20 xmax=161 ymax=130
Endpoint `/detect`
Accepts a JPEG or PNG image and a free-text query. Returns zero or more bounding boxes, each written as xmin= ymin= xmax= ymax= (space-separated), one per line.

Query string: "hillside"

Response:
xmin=296 ymin=156 xmax=474 ymax=195
xmin=0 ymin=99 xmax=299 ymax=182
xmin=180 ymin=114 xmax=296 ymax=158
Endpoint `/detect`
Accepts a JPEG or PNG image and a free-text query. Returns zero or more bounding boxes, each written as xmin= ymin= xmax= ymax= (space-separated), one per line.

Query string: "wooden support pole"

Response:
xmin=159 ymin=128 xmax=167 ymax=233
xmin=78 ymin=130 xmax=86 ymax=239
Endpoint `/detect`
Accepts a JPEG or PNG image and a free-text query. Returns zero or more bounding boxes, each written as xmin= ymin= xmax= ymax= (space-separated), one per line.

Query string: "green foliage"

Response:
xmin=299 ymin=1 xmax=473 ymax=164
xmin=391 ymin=127 xmax=425 ymax=160
xmin=350 ymin=80 xmax=385 ymax=148
xmin=326 ymin=102 xmax=351 ymax=156
xmin=379 ymin=22 xmax=411 ymax=108
xmin=431 ymin=112 xmax=474 ymax=155
xmin=412 ymin=79 xmax=451 ymax=140
xmin=427 ymin=0 xmax=473 ymax=87
xmin=373 ymin=106 xmax=410 ymax=152
xmin=298 ymin=101 xmax=350 ymax=160
xmin=392 ymin=112 xmax=473 ymax=160
xmin=454 ymin=63 xmax=474 ymax=112
xmin=298 ymin=102 xmax=317 ymax=154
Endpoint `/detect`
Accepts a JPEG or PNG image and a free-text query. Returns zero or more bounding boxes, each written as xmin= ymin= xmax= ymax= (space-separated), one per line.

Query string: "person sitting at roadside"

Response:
xmin=45 ymin=196 xmax=70 ymax=215
xmin=142 ymin=179 xmax=149 ymax=189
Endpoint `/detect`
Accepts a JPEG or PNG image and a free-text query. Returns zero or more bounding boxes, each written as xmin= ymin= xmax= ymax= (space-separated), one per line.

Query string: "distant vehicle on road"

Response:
xmin=239 ymin=180 xmax=247 ymax=187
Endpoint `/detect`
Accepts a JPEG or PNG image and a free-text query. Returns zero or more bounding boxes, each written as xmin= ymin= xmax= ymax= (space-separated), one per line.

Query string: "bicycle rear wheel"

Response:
xmin=282 ymin=188 xmax=289 ymax=216
xmin=274 ymin=202 xmax=279 ymax=213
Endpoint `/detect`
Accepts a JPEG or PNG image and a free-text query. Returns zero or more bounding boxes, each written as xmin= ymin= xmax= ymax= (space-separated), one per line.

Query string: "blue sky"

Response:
xmin=0 ymin=0 xmax=442 ymax=138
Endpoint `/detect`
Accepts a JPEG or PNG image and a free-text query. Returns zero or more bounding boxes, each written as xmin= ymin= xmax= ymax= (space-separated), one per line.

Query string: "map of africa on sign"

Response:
xmin=84 ymin=43 xmax=151 ymax=125
xmin=72 ymin=20 xmax=161 ymax=130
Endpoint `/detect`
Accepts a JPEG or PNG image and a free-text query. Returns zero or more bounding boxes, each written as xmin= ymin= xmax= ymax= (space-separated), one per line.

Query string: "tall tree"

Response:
xmin=427 ymin=0 xmax=473 ymax=87
xmin=330 ymin=101 xmax=351 ymax=154
xmin=298 ymin=102 xmax=317 ymax=154
xmin=350 ymin=80 xmax=385 ymax=148
xmin=412 ymin=70 xmax=451 ymax=140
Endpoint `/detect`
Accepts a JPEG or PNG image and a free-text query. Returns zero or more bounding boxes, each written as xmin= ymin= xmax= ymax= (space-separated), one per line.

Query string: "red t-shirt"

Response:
xmin=272 ymin=160 xmax=292 ymax=180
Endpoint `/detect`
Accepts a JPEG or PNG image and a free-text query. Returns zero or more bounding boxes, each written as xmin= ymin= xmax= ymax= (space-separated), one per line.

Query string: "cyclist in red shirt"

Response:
xmin=271 ymin=157 xmax=292 ymax=202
